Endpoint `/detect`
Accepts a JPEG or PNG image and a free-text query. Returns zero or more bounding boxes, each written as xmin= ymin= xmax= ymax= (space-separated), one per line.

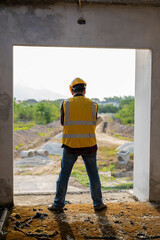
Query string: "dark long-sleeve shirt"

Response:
xmin=61 ymin=94 xmax=98 ymax=154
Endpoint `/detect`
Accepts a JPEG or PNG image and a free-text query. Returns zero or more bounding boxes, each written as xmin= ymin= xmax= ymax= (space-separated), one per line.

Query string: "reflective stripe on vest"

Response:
xmin=64 ymin=99 xmax=96 ymax=126
xmin=63 ymin=133 xmax=96 ymax=138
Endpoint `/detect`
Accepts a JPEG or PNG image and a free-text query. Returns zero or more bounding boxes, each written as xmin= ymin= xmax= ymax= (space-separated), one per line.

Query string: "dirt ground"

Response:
xmin=14 ymin=121 xmax=62 ymax=159
xmin=14 ymin=117 xmax=131 ymax=159
xmin=14 ymin=191 xmax=135 ymax=206
xmin=6 ymin=202 xmax=160 ymax=240
xmin=99 ymin=115 xmax=134 ymax=139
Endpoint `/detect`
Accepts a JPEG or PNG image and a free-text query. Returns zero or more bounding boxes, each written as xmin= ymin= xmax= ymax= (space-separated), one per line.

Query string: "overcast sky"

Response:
xmin=13 ymin=46 xmax=135 ymax=100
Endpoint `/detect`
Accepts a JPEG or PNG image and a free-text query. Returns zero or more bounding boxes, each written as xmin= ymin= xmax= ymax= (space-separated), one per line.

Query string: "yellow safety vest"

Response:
xmin=62 ymin=96 xmax=97 ymax=148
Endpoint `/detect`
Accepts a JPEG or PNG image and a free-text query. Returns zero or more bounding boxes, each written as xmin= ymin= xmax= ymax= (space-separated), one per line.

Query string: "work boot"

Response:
xmin=94 ymin=203 xmax=107 ymax=211
xmin=48 ymin=204 xmax=63 ymax=212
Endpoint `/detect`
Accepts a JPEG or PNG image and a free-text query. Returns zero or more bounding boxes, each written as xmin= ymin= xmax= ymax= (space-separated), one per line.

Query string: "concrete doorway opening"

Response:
xmin=1 ymin=7 xmax=160 ymax=237
xmin=14 ymin=47 xmax=142 ymax=204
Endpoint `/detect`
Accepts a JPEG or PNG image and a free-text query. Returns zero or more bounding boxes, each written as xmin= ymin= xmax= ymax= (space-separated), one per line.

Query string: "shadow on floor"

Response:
xmin=53 ymin=211 xmax=75 ymax=240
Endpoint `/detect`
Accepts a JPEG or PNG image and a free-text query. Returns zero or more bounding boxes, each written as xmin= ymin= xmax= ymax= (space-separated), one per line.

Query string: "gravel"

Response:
xmin=42 ymin=141 xmax=63 ymax=156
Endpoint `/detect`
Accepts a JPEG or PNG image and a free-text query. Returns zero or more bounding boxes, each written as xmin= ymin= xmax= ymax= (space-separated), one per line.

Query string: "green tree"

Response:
xmin=118 ymin=96 xmax=134 ymax=109
xmin=14 ymin=100 xmax=60 ymax=125
xmin=115 ymin=99 xmax=134 ymax=125
xmin=104 ymin=96 xmax=121 ymax=102
xmin=98 ymin=104 xmax=119 ymax=113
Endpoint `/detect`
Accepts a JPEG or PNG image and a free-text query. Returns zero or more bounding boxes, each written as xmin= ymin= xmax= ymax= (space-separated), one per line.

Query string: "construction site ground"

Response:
xmin=14 ymin=118 xmax=133 ymax=197
xmin=8 ymin=118 xmax=159 ymax=240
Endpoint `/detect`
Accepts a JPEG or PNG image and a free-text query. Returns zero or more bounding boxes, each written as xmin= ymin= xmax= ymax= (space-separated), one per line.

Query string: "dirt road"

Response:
xmin=96 ymin=132 xmax=129 ymax=146
xmin=48 ymin=130 xmax=129 ymax=147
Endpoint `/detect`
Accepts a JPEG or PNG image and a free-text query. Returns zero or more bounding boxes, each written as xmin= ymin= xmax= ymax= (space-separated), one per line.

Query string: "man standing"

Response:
xmin=48 ymin=78 xmax=106 ymax=212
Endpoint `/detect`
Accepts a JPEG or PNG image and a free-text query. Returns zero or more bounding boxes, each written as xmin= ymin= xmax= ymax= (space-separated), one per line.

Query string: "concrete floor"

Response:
xmin=14 ymin=174 xmax=86 ymax=195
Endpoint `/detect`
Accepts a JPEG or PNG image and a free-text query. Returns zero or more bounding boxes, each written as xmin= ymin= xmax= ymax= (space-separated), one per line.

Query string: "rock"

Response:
xmin=112 ymin=171 xmax=133 ymax=178
xmin=114 ymin=220 xmax=120 ymax=224
xmin=136 ymin=233 xmax=148 ymax=239
xmin=33 ymin=212 xmax=42 ymax=219
xmin=15 ymin=221 xmax=21 ymax=228
xmin=45 ymin=137 xmax=51 ymax=142
xmin=0 ymin=231 xmax=7 ymax=237
xmin=25 ymin=223 xmax=30 ymax=228
xmin=33 ymin=212 xmax=48 ymax=220
xmin=35 ymin=229 xmax=43 ymax=233
xmin=14 ymin=214 xmax=21 ymax=219
xmin=130 ymin=220 xmax=134 ymax=225
xmin=65 ymin=200 xmax=71 ymax=204
xmin=22 ymin=217 xmax=31 ymax=223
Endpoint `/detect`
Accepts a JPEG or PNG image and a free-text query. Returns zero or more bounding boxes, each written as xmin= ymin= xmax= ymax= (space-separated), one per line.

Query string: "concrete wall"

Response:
xmin=0 ymin=3 xmax=160 ymax=205
xmin=134 ymin=50 xmax=151 ymax=201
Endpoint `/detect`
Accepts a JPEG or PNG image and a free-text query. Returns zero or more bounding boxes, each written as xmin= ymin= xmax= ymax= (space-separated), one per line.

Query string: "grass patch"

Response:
xmin=109 ymin=130 xmax=115 ymax=134
xmin=18 ymin=165 xmax=33 ymax=168
xmin=72 ymin=163 xmax=86 ymax=171
xmin=71 ymin=161 xmax=89 ymax=186
xmin=98 ymin=146 xmax=117 ymax=157
xmin=130 ymin=153 xmax=134 ymax=160
xmin=71 ymin=170 xmax=89 ymax=187
xmin=101 ymin=182 xmax=133 ymax=190
xmin=100 ymin=164 xmax=116 ymax=173
xmin=113 ymin=133 xmax=134 ymax=142
xmin=20 ymin=172 xmax=34 ymax=176
xmin=37 ymin=132 xmax=47 ymax=137
xmin=14 ymin=121 xmax=35 ymax=131
xmin=47 ymin=127 xmax=53 ymax=132
xmin=97 ymin=161 xmax=107 ymax=167
xmin=14 ymin=143 xmax=23 ymax=150
xmin=100 ymin=174 xmax=115 ymax=182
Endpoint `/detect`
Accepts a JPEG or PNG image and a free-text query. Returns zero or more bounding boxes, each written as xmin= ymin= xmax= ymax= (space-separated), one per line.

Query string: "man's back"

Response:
xmin=48 ymin=78 xmax=106 ymax=212
xmin=62 ymin=96 xmax=97 ymax=148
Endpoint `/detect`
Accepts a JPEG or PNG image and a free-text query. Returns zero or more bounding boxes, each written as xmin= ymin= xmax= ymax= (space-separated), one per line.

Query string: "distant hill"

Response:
xmin=24 ymin=99 xmax=38 ymax=104
xmin=14 ymin=84 xmax=67 ymax=101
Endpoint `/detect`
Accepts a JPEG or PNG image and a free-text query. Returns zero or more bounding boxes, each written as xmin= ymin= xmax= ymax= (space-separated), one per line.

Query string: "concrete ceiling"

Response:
xmin=0 ymin=0 xmax=160 ymax=6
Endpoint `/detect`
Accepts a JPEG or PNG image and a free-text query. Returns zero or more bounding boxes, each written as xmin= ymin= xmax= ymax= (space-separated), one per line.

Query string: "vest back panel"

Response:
xmin=62 ymin=96 xmax=97 ymax=148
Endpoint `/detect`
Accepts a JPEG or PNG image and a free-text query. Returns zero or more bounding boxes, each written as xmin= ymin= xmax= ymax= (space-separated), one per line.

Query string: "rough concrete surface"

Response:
xmin=2 ymin=0 xmax=160 ymax=6
xmin=14 ymin=156 xmax=55 ymax=168
xmin=14 ymin=190 xmax=135 ymax=206
xmin=14 ymin=175 xmax=86 ymax=195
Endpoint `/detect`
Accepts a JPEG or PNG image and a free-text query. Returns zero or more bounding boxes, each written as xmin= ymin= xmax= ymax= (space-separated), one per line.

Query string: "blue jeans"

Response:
xmin=54 ymin=148 xmax=102 ymax=207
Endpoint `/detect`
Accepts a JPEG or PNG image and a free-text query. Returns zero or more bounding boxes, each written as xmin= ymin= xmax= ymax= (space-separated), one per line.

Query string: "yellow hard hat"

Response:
xmin=69 ymin=78 xmax=87 ymax=93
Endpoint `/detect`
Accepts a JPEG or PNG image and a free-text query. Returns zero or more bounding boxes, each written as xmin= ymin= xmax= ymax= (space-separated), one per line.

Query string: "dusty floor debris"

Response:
xmin=6 ymin=202 xmax=160 ymax=240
